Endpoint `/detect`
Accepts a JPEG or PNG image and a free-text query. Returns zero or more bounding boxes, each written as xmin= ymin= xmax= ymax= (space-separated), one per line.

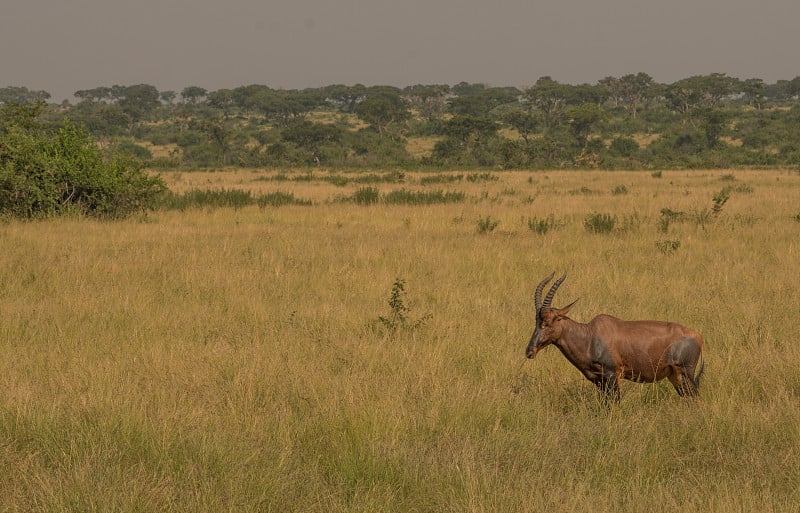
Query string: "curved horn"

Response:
xmin=542 ymin=273 xmax=567 ymax=309
xmin=534 ymin=272 xmax=555 ymax=311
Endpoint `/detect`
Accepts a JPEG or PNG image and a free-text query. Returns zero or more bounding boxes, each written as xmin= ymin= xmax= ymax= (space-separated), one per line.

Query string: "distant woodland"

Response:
xmin=3 ymin=73 xmax=800 ymax=170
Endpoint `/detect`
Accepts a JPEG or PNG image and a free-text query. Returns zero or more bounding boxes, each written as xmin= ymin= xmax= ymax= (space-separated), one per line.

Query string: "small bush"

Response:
xmin=569 ymin=186 xmax=594 ymax=195
xmin=384 ymin=189 xmax=465 ymax=205
xmin=420 ymin=174 xmax=464 ymax=185
xmin=466 ymin=172 xmax=498 ymax=182
xmin=612 ymin=184 xmax=628 ymax=195
xmin=258 ymin=191 xmax=313 ymax=207
xmin=477 ymin=216 xmax=500 ymax=233
xmin=655 ymin=239 xmax=681 ymax=255
xmin=712 ymin=188 xmax=730 ymax=216
xmin=527 ymin=214 xmax=561 ymax=235
xmin=584 ymin=213 xmax=617 ymax=233
xmin=351 ymin=187 xmax=381 ymax=205
xmin=377 ymin=278 xmax=430 ymax=335
xmin=651 ymin=170 xmax=663 ymax=178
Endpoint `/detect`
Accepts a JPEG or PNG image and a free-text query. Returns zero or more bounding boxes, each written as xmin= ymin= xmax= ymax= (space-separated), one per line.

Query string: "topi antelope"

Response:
xmin=526 ymin=273 xmax=704 ymax=400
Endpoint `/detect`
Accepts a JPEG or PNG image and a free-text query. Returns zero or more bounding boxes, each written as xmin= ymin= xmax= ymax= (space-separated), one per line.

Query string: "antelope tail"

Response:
xmin=693 ymin=351 xmax=705 ymax=390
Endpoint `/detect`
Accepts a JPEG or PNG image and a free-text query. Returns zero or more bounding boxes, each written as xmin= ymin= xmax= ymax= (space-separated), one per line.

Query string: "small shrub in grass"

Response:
xmin=712 ymin=187 xmax=730 ymax=216
xmin=793 ymin=213 xmax=800 ymax=223
xmin=466 ymin=172 xmax=498 ymax=182
xmin=351 ymin=187 xmax=380 ymax=205
xmin=527 ymin=214 xmax=561 ymax=235
xmin=655 ymin=239 xmax=681 ymax=255
xmin=477 ymin=216 xmax=500 ymax=233
xmin=353 ymin=171 xmax=406 ymax=184
xmin=612 ymin=184 xmax=628 ymax=195
xmin=584 ymin=212 xmax=616 ymax=234
xmin=257 ymin=192 xmax=313 ymax=207
xmin=651 ymin=170 xmax=663 ymax=178
xmin=376 ymin=278 xmax=430 ymax=335
xmin=420 ymin=174 xmax=464 ymax=185
xmin=569 ymin=186 xmax=594 ymax=195
xmin=383 ymin=189 xmax=465 ymax=205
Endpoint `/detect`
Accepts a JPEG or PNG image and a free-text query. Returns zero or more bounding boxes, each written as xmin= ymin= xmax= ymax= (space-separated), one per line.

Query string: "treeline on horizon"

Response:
xmin=3 ymin=72 xmax=800 ymax=170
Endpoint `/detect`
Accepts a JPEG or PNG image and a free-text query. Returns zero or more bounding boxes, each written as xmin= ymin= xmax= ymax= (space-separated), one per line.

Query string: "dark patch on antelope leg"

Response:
xmin=589 ymin=335 xmax=619 ymax=401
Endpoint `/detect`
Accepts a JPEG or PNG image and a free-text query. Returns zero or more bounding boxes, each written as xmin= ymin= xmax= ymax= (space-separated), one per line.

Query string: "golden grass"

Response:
xmin=1 ymin=169 xmax=800 ymax=511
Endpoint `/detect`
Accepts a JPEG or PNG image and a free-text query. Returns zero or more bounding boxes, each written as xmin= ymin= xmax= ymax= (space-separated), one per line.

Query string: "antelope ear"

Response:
xmin=555 ymin=299 xmax=579 ymax=317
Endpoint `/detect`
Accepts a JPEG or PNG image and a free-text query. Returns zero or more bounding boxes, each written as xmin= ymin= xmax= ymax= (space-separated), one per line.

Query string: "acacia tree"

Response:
xmin=525 ymin=77 xmax=571 ymax=130
xmin=354 ymin=87 xmax=410 ymax=137
xmin=617 ymin=72 xmax=655 ymax=120
xmin=281 ymin=120 xmax=343 ymax=164
xmin=181 ymin=86 xmax=207 ymax=104
xmin=741 ymin=78 xmax=766 ymax=109
xmin=501 ymin=107 xmax=538 ymax=144
xmin=0 ymin=86 xmax=51 ymax=105
xmin=566 ymin=103 xmax=606 ymax=148
xmin=403 ymin=84 xmax=450 ymax=123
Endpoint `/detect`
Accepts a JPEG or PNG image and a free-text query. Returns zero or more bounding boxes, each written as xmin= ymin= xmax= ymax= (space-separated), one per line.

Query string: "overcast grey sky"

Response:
xmin=3 ymin=0 xmax=799 ymax=102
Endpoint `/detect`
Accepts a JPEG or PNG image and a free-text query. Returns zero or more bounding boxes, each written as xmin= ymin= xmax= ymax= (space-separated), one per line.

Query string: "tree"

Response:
xmin=207 ymin=89 xmax=235 ymax=117
xmin=181 ymin=86 xmax=207 ymax=104
xmin=525 ymin=77 xmax=572 ymax=130
xmin=201 ymin=117 xmax=233 ymax=165
xmin=117 ymin=84 xmax=161 ymax=124
xmin=354 ymin=87 xmax=410 ymax=137
xmin=324 ymin=84 xmax=367 ymax=113
xmin=617 ymin=72 xmax=655 ymax=119
xmin=403 ymin=84 xmax=450 ymax=123
xmin=741 ymin=78 xmax=766 ymax=109
xmin=0 ymin=86 xmax=51 ymax=105
xmin=74 ymin=87 xmax=112 ymax=103
xmin=448 ymin=87 xmax=519 ymax=117
xmin=160 ymin=90 xmax=177 ymax=105
xmin=281 ymin=120 xmax=343 ymax=164
xmin=501 ymin=107 xmax=538 ymax=144
xmin=565 ymin=103 xmax=606 ymax=147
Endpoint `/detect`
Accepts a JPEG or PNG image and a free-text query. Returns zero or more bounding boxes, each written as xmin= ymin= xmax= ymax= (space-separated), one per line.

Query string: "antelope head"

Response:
xmin=525 ymin=273 xmax=578 ymax=358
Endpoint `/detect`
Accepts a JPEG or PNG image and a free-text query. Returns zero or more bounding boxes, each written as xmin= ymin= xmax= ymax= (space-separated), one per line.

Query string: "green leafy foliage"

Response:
xmin=527 ymin=214 xmax=562 ymax=234
xmin=377 ymin=278 xmax=430 ymax=334
xmin=584 ymin=212 xmax=617 ymax=233
xmin=476 ymin=215 xmax=500 ymax=233
xmin=655 ymin=239 xmax=681 ymax=255
xmin=0 ymin=104 xmax=165 ymax=219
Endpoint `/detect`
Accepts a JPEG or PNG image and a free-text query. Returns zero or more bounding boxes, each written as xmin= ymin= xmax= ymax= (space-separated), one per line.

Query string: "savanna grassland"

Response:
xmin=1 ymin=168 xmax=799 ymax=512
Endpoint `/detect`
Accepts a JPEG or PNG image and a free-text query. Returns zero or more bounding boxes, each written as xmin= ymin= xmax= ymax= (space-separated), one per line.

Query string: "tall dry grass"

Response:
xmin=1 ymin=169 xmax=799 ymax=512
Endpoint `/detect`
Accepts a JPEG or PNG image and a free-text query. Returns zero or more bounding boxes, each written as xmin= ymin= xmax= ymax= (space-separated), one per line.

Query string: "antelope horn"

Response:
xmin=542 ymin=273 xmax=567 ymax=309
xmin=534 ymin=272 xmax=555 ymax=311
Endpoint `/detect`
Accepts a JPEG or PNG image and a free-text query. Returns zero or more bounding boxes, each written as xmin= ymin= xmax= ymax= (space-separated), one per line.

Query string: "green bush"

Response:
xmin=351 ymin=187 xmax=381 ymax=205
xmin=383 ymin=189 xmax=465 ymax=205
xmin=0 ymin=109 xmax=165 ymax=219
xmin=527 ymin=214 xmax=562 ymax=235
xmin=584 ymin=213 xmax=617 ymax=233
xmin=477 ymin=216 xmax=500 ymax=233
xmin=258 ymin=191 xmax=313 ymax=207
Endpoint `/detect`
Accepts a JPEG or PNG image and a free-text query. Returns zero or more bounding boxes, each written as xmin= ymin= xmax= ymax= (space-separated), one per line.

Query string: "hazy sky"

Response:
xmin=3 ymin=0 xmax=799 ymax=102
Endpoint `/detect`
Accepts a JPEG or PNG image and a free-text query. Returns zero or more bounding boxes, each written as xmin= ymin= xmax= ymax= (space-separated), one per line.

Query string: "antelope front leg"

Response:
xmin=594 ymin=373 xmax=620 ymax=403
